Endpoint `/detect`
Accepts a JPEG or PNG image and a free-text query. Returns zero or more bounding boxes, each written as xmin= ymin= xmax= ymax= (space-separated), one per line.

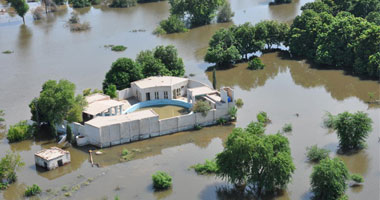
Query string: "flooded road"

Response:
xmin=0 ymin=0 xmax=379 ymax=199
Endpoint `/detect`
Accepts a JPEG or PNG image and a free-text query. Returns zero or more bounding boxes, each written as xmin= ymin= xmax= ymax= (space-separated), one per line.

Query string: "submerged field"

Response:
xmin=0 ymin=0 xmax=379 ymax=199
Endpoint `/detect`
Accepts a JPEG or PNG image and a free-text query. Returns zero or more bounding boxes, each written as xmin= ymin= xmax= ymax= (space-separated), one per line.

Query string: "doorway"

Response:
xmin=57 ymin=159 xmax=63 ymax=167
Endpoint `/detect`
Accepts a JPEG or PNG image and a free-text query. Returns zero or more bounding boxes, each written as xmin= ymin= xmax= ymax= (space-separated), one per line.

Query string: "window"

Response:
xmin=177 ymin=88 xmax=181 ymax=96
xmin=154 ymin=92 xmax=159 ymax=99
xmin=164 ymin=91 xmax=168 ymax=99
xmin=146 ymin=93 xmax=151 ymax=101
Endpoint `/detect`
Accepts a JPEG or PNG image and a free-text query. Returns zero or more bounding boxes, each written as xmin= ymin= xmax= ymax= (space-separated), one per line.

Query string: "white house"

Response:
xmin=35 ymin=147 xmax=71 ymax=170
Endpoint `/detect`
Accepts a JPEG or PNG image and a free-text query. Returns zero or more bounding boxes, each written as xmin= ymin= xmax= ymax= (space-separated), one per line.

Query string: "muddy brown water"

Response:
xmin=0 ymin=0 xmax=379 ymax=199
xmin=136 ymin=105 xmax=189 ymax=120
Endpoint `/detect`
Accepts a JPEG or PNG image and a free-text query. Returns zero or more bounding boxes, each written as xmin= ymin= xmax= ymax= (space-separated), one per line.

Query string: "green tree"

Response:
xmin=255 ymin=20 xmax=289 ymax=49
xmin=232 ymin=23 xmax=264 ymax=59
xmin=366 ymin=11 xmax=380 ymax=25
xmin=248 ymin=57 xmax=265 ymax=70
xmin=0 ymin=152 xmax=25 ymax=184
xmin=66 ymin=125 xmax=73 ymax=143
xmin=104 ymin=84 xmax=117 ymax=98
xmin=301 ymin=0 xmax=333 ymax=14
xmin=158 ymin=15 xmax=187 ymax=34
xmin=212 ymin=67 xmax=216 ymax=89
xmin=10 ymin=0 xmax=29 ymax=24
xmin=29 ymin=80 xmax=87 ymax=136
xmin=216 ymin=124 xmax=295 ymax=197
xmin=217 ymin=0 xmax=234 ymax=23
xmin=103 ymin=58 xmax=143 ymax=91
xmin=109 ymin=0 xmax=136 ymax=7
xmin=153 ymin=45 xmax=185 ymax=77
xmin=205 ymin=28 xmax=241 ymax=67
xmin=334 ymin=111 xmax=372 ymax=152
xmin=169 ymin=0 xmax=224 ymax=27
xmin=350 ymin=0 xmax=380 ymax=18
xmin=310 ymin=158 xmax=349 ymax=200
xmin=53 ymin=0 xmax=66 ymax=5
xmin=71 ymin=0 xmax=91 ymax=7
xmin=136 ymin=50 xmax=169 ymax=77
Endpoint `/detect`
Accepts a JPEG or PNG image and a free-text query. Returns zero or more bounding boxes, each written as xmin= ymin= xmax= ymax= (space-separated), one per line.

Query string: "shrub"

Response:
xmin=71 ymin=0 xmax=91 ymax=8
xmin=217 ymin=118 xmax=227 ymax=125
xmin=351 ymin=174 xmax=364 ymax=184
xmin=66 ymin=125 xmax=73 ymax=143
xmin=7 ymin=120 xmax=33 ymax=143
xmin=111 ymin=45 xmax=127 ymax=52
xmin=256 ymin=111 xmax=270 ymax=124
xmin=152 ymin=171 xmax=172 ymax=190
xmin=121 ymin=148 xmax=129 ymax=156
xmin=24 ymin=184 xmax=41 ymax=197
xmin=282 ymin=123 xmax=292 ymax=133
xmin=191 ymin=159 xmax=218 ymax=174
xmin=109 ymin=0 xmax=136 ymax=8
xmin=217 ymin=1 xmax=234 ymax=23
xmin=235 ymin=98 xmax=244 ymax=108
xmin=2 ymin=50 xmax=13 ymax=54
xmin=248 ymin=57 xmax=265 ymax=70
xmin=323 ymin=112 xmax=337 ymax=129
xmin=158 ymin=15 xmax=187 ymax=34
xmin=0 ymin=152 xmax=24 ymax=184
xmin=91 ymin=0 xmax=101 ymax=5
xmin=228 ymin=106 xmax=237 ymax=120
xmin=104 ymin=84 xmax=117 ymax=98
xmin=194 ymin=124 xmax=202 ymax=130
xmin=121 ymin=148 xmax=133 ymax=160
xmin=153 ymin=26 xmax=166 ymax=35
xmin=306 ymin=145 xmax=330 ymax=162
xmin=0 ymin=183 xmax=8 ymax=190
xmin=193 ymin=101 xmax=212 ymax=116
xmin=70 ymin=22 xmax=90 ymax=31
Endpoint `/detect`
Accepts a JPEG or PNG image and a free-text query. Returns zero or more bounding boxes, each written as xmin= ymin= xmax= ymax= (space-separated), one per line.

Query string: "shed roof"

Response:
xmin=34 ymin=147 xmax=69 ymax=161
xmin=85 ymin=109 xmax=158 ymax=128
xmin=83 ymin=99 xmax=124 ymax=116
xmin=85 ymin=93 xmax=110 ymax=104
xmin=188 ymin=86 xmax=216 ymax=97
xmin=132 ymin=76 xmax=188 ymax=89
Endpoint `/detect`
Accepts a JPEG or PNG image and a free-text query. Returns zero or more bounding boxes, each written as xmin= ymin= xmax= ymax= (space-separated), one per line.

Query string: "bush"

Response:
xmin=282 ymin=123 xmax=292 ymax=132
xmin=235 ymin=98 xmax=244 ymax=108
xmin=153 ymin=26 xmax=166 ymax=35
xmin=7 ymin=120 xmax=33 ymax=143
xmin=228 ymin=106 xmax=237 ymax=120
xmin=248 ymin=57 xmax=265 ymax=70
xmin=2 ymin=50 xmax=13 ymax=54
xmin=217 ymin=118 xmax=227 ymax=125
xmin=152 ymin=171 xmax=172 ymax=190
xmin=104 ymin=84 xmax=117 ymax=98
xmin=323 ymin=112 xmax=337 ymax=129
xmin=217 ymin=1 xmax=234 ymax=23
xmin=68 ymin=12 xmax=90 ymax=31
xmin=193 ymin=101 xmax=212 ymax=116
xmin=71 ymin=0 xmax=91 ymax=8
xmin=351 ymin=174 xmax=364 ymax=183
xmin=0 ymin=183 xmax=8 ymax=190
xmin=25 ymin=184 xmax=41 ymax=197
xmin=194 ymin=124 xmax=202 ymax=130
xmin=111 ymin=45 xmax=127 ymax=52
xmin=256 ymin=111 xmax=270 ymax=124
xmin=306 ymin=145 xmax=330 ymax=162
xmin=191 ymin=159 xmax=218 ymax=174
xmin=109 ymin=0 xmax=136 ymax=8
xmin=158 ymin=15 xmax=187 ymax=34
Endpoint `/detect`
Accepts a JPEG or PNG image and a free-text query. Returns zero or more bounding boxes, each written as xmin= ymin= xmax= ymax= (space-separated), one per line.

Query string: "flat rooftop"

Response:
xmin=84 ymin=99 xmax=124 ymax=116
xmin=35 ymin=147 xmax=69 ymax=161
xmin=132 ymin=76 xmax=188 ymax=89
xmin=85 ymin=109 xmax=158 ymax=128
xmin=85 ymin=93 xmax=110 ymax=104
xmin=188 ymin=86 xmax=216 ymax=97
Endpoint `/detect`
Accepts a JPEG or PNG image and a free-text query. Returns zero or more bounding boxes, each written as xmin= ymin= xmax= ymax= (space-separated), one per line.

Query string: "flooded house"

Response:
xmin=34 ymin=147 xmax=71 ymax=170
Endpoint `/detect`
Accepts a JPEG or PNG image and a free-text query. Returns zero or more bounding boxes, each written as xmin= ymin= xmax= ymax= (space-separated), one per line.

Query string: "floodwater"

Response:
xmin=136 ymin=105 xmax=189 ymax=119
xmin=0 ymin=0 xmax=379 ymax=199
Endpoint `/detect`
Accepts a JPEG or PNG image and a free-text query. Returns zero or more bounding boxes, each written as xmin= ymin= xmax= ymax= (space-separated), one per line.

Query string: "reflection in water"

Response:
xmin=2 ymin=182 xmax=26 ymax=200
xmin=268 ymin=0 xmax=302 ymax=23
xmin=152 ymin=186 xmax=173 ymax=200
xmin=17 ymin=25 xmax=32 ymax=52
xmin=338 ymin=151 xmax=370 ymax=175
xmin=93 ymin=125 xmax=235 ymax=167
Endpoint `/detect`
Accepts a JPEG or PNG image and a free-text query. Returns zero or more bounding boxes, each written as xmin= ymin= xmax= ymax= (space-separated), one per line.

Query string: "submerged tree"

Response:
xmin=212 ymin=67 xmax=217 ymax=89
xmin=217 ymin=0 xmax=234 ymax=23
xmin=0 ymin=152 xmax=25 ymax=185
xmin=10 ymin=0 xmax=29 ymax=24
xmin=216 ymin=123 xmax=295 ymax=197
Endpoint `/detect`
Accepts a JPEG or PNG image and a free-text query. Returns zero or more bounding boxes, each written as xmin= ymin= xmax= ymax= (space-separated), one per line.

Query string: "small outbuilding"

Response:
xmin=34 ymin=147 xmax=71 ymax=170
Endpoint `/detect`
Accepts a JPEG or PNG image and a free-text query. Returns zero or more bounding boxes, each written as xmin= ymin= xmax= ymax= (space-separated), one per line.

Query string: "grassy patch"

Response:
xmin=282 ymin=123 xmax=292 ymax=133
xmin=111 ymin=45 xmax=127 ymax=52
xmin=306 ymin=145 xmax=330 ymax=162
xmin=190 ymin=159 xmax=218 ymax=175
xmin=2 ymin=50 xmax=13 ymax=54
xmin=24 ymin=184 xmax=41 ymax=197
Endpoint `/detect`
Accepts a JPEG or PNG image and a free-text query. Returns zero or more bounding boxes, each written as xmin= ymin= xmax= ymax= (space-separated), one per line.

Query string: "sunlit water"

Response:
xmin=0 ymin=0 xmax=379 ymax=199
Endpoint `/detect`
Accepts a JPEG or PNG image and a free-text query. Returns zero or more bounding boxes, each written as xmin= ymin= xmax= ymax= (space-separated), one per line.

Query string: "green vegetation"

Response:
xmin=155 ymin=15 xmax=187 ymax=34
xmin=2 ymin=50 xmax=13 ymax=54
xmin=71 ymin=0 xmax=91 ymax=8
xmin=194 ymin=124 xmax=202 ymax=130
xmin=109 ymin=0 xmax=136 ymax=7
xmin=269 ymin=0 xmax=291 ymax=5
xmin=323 ymin=112 xmax=337 ymax=129
xmin=217 ymin=1 xmax=234 ymax=23
xmin=29 ymin=79 xmax=87 ymax=137
xmin=10 ymin=0 xmax=29 ymax=24
xmin=228 ymin=106 xmax=237 ymax=121
xmin=334 ymin=111 xmax=372 ymax=152
xmin=216 ymin=118 xmax=227 ymax=125
xmin=191 ymin=159 xmax=218 ymax=174
xmin=83 ymin=88 xmax=103 ymax=96
xmin=152 ymin=171 xmax=172 ymax=190
xmin=310 ymin=158 xmax=349 ymax=200
xmin=67 ymin=12 xmax=90 ymax=31
xmin=111 ymin=45 xmax=127 ymax=52
xmin=256 ymin=111 xmax=270 ymax=125
xmin=104 ymin=84 xmax=117 ymax=98
xmin=53 ymin=0 xmax=66 ymax=5
xmin=248 ymin=57 xmax=265 ymax=70
xmin=193 ymin=101 xmax=212 ymax=116
xmin=212 ymin=67 xmax=217 ymax=89
xmin=282 ymin=123 xmax=292 ymax=133
xmin=0 ymin=110 xmax=4 ymax=124
xmin=288 ymin=0 xmax=380 ymax=78
xmin=350 ymin=174 xmax=364 ymax=184
xmin=103 ymin=58 xmax=143 ymax=91
xmin=0 ymin=152 xmax=24 ymax=187
xmin=66 ymin=125 xmax=73 ymax=143
xmin=24 ymin=184 xmax=42 ymax=197
xmin=7 ymin=120 xmax=34 ymax=143
xmin=205 ymin=21 xmax=288 ymax=67
xmin=136 ymin=45 xmax=185 ymax=77
xmin=121 ymin=148 xmax=133 ymax=160
xmin=235 ymin=98 xmax=243 ymax=108
xmin=306 ymin=145 xmax=330 ymax=162
xmin=216 ymin=123 xmax=295 ymax=197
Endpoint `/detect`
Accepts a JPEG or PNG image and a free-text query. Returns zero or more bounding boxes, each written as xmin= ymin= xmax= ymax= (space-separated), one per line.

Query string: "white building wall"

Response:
xmin=35 ymin=153 xmax=70 ymax=170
